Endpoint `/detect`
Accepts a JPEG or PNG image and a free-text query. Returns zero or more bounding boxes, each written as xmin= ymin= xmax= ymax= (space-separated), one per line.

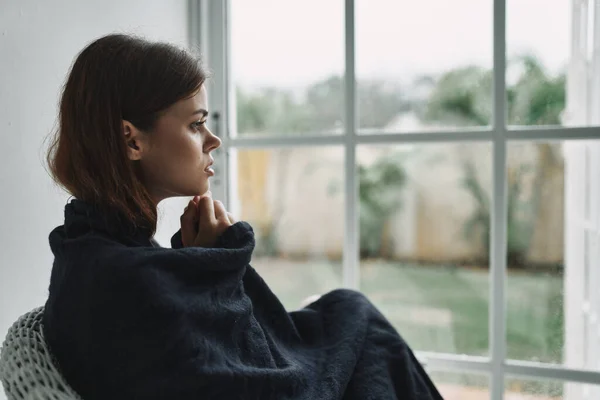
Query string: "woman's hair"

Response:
xmin=47 ymin=34 xmax=208 ymax=235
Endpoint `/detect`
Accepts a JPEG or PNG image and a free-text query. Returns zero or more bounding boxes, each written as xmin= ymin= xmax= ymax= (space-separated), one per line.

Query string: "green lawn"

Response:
xmin=252 ymin=258 xmax=564 ymax=364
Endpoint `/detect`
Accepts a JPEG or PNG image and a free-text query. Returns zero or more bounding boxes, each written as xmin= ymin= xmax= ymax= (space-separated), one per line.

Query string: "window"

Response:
xmin=192 ymin=0 xmax=600 ymax=398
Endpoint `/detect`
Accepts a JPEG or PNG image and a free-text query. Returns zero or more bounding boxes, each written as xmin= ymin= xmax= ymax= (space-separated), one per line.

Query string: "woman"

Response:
xmin=43 ymin=34 xmax=443 ymax=400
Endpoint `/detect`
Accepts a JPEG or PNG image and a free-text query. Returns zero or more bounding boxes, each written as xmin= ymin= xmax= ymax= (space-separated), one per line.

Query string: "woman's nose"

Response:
xmin=205 ymin=129 xmax=222 ymax=152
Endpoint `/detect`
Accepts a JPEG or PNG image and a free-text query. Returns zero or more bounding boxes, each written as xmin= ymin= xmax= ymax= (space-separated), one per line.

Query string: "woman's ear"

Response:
xmin=123 ymin=120 xmax=144 ymax=161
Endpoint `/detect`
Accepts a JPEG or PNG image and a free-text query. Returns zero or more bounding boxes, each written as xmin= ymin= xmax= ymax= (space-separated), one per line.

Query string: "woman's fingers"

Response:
xmin=227 ymin=212 xmax=237 ymax=224
xmin=197 ymin=194 xmax=216 ymax=226
xmin=189 ymin=193 xmax=234 ymax=248
xmin=180 ymin=200 xmax=197 ymax=247
xmin=213 ymin=200 xmax=228 ymax=221
xmin=191 ymin=196 xmax=200 ymax=222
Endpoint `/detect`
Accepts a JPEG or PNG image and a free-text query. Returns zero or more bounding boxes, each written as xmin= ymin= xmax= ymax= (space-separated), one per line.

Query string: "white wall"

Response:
xmin=564 ymin=1 xmax=600 ymax=399
xmin=0 ymin=2 xmax=189 ymax=394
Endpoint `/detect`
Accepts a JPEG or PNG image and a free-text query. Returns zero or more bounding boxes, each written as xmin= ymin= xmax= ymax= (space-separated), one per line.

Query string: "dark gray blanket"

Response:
xmin=43 ymin=199 xmax=443 ymax=400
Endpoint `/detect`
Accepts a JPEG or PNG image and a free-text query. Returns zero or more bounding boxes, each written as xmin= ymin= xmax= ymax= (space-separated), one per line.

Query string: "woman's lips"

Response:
xmin=204 ymin=161 xmax=215 ymax=176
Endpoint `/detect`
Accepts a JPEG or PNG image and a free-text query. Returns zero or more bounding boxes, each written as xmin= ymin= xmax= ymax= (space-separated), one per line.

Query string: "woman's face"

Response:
xmin=125 ymin=84 xmax=221 ymax=204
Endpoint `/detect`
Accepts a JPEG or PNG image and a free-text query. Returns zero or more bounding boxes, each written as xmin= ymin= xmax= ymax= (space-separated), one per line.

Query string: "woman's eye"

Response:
xmin=191 ymin=120 xmax=207 ymax=131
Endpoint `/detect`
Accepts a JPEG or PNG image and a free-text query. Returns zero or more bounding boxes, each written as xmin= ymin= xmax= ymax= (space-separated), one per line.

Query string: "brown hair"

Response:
xmin=47 ymin=34 xmax=208 ymax=235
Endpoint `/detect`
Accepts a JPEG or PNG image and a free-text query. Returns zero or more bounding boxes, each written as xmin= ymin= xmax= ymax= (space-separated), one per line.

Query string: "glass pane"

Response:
xmin=506 ymin=140 xmax=600 ymax=370
xmin=428 ymin=370 xmax=489 ymax=400
xmin=358 ymin=143 xmax=491 ymax=355
xmin=355 ymin=0 xmax=493 ymax=133
xmin=505 ymin=378 xmax=600 ymax=400
xmin=230 ymin=0 xmax=344 ymax=136
xmin=507 ymin=0 xmax=600 ymax=127
xmin=232 ymin=147 xmax=344 ymax=309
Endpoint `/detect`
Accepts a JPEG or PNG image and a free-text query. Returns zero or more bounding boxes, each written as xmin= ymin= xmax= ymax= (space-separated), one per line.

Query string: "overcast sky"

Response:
xmin=231 ymin=0 xmax=571 ymax=87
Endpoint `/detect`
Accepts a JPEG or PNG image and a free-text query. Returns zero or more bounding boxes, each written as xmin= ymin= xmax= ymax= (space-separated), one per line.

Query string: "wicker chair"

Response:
xmin=0 ymin=307 xmax=81 ymax=400
xmin=0 ymin=297 xmax=324 ymax=400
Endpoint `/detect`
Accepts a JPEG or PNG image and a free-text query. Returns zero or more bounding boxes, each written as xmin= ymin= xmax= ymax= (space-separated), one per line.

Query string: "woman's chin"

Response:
xmin=175 ymin=179 xmax=209 ymax=198
xmin=196 ymin=181 xmax=210 ymax=196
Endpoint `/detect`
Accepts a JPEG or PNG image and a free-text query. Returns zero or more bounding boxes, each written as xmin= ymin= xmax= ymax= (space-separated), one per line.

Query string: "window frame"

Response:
xmin=190 ymin=0 xmax=600 ymax=398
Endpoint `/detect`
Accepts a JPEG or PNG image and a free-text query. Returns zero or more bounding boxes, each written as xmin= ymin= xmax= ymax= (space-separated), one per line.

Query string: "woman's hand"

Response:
xmin=180 ymin=192 xmax=237 ymax=248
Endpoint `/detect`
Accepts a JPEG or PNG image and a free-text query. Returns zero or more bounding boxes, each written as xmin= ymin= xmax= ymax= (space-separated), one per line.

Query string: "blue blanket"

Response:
xmin=43 ymin=199 xmax=443 ymax=400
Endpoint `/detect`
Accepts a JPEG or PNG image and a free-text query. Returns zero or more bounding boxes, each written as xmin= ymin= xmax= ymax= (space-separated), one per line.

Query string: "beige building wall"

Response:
xmin=236 ymin=143 xmax=564 ymax=265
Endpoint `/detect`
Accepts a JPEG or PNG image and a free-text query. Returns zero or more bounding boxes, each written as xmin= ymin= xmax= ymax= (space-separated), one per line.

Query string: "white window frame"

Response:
xmin=189 ymin=0 xmax=600 ymax=399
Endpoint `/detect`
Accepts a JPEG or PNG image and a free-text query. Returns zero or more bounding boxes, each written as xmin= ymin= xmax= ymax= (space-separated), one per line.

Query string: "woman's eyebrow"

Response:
xmin=191 ymin=109 xmax=209 ymax=118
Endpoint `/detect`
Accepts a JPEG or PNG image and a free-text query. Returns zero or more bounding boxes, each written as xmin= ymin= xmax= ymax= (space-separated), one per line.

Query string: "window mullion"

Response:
xmin=343 ymin=0 xmax=359 ymax=290
xmin=205 ymin=0 xmax=231 ymax=207
xmin=491 ymin=0 xmax=508 ymax=398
